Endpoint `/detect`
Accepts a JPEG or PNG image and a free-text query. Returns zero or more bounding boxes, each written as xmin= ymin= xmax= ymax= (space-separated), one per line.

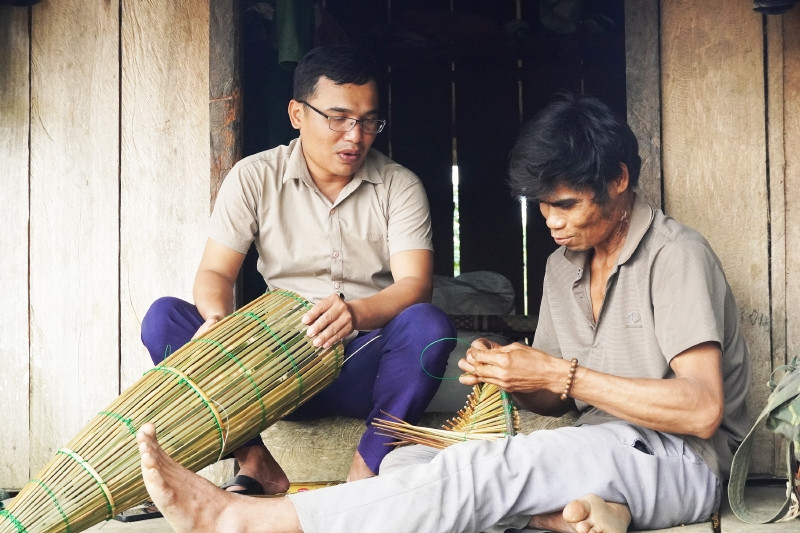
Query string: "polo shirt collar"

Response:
xmin=283 ymin=137 xmax=385 ymax=188
xmin=617 ymin=195 xmax=654 ymax=265
xmin=563 ymin=194 xmax=654 ymax=269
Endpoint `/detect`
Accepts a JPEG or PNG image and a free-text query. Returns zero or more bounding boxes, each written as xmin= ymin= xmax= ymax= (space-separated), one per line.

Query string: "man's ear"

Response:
xmin=288 ymin=99 xmax=303 ymax=130
xmin=612 ymin=163 xmax=630 ymax=195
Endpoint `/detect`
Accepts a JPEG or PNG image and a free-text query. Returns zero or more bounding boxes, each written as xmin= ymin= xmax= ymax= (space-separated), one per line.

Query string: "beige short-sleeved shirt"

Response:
xmin=533 ymin=195 xmax=751 ymax=479
xmin=208 ymin=137 xmax=433 ymax=303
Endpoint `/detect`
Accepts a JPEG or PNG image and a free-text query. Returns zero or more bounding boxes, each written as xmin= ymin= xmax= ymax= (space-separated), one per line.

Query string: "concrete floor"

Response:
xmin=5 ymin=483 xmax=798 ymax=532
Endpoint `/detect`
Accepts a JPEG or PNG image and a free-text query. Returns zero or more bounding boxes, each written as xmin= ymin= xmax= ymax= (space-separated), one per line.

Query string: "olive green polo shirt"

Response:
xmin=208 ymin=137 xmax=433 ymax=304
xmin=533 ymin=195 xmax=751 ymax=479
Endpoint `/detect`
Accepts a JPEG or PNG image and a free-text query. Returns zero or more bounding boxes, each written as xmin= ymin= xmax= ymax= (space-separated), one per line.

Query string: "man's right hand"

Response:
xmin=192 ymin=316 xmax=222 ymax=340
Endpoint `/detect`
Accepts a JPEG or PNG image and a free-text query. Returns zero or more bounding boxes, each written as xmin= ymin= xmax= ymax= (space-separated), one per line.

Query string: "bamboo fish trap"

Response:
xmin=0 ymin=289 xmax=342 ymax=533
xmin=372 ymin=383 xmax=519 ymax=449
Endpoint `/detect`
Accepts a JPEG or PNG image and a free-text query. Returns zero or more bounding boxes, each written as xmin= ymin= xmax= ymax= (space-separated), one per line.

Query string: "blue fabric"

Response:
xmin=140 ymin=296 xmax=456 ymax=472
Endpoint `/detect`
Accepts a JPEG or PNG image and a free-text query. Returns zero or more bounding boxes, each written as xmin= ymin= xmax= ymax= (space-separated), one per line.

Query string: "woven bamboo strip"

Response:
xmin=372 ymin=383 xmax=520 ymax=450
xmin=1 ymin=289 xmax=342 ymax=533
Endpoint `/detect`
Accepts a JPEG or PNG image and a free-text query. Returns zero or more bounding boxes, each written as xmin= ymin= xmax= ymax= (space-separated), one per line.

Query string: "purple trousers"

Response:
xmin=140 ymin=296 xmax=456 ymax=473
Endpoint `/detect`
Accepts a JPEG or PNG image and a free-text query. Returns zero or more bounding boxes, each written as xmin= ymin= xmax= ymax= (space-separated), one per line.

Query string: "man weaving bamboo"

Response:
xmin=136 ymin=94 xmax=751 ymax=532
xmin=139 ymin=44 xmax=455 ymax=495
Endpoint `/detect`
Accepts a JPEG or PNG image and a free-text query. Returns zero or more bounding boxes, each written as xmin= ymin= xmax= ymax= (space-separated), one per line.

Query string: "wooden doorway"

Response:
xmin=236 ymin=0 xmax=626 ymax=314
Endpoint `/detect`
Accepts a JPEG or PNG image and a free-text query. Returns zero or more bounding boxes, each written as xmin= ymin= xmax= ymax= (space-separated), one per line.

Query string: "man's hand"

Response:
xmin=458 ymin=339 xmax=558 ymax=393
xmin=302 ymin=293 xmax=355 ymax=348
xmin=192 ymin=316 xmax=223 ymax=340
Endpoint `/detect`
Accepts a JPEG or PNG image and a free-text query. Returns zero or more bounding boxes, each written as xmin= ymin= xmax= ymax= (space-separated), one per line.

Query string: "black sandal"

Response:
xmin=220 ymin=474 xmax=266 ymax=495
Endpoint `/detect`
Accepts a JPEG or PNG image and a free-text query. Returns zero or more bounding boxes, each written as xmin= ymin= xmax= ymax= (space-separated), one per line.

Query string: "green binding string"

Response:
xmin=419 ymin=337 xmax=473 ymax=380
xmin=500 ymin=390 xmax=516 ymax=437
xmin=272 ymin=288 xmax=344 ymax=369
xmin=144 ymin=366 xmax=226 ymax=457
xmin=189 ymin=337 xmax=269 ymax=431
xmin=274 ymin=288 xmax=313 ymax=310
xmin=0 ymin=509 xmax=26 ymax=533
xmin=31 ymin=479 xmax=71 ymax=533
xmin=98 ymin=411 xmax=136 ymax=435
xmin=420 ymin=337 xmax=518 ymax=438
xmin=56 ymin=448 xmax=115 ymax=520
xmin=231 ymin=309 xmax=305 ymax=411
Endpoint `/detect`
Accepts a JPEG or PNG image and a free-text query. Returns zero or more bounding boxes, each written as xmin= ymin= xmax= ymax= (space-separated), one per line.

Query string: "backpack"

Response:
xmin=728 ymin=356 xmax=800 ymax=523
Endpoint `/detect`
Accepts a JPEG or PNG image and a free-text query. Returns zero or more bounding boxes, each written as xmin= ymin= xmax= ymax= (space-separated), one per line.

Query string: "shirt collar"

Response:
xmin=563 ymin=194 xmax=655 ymax=269
xmin=283 ymin=137 xmax=384 ymax=187
xmin=617 ymin=195 xmax=655 ymax=265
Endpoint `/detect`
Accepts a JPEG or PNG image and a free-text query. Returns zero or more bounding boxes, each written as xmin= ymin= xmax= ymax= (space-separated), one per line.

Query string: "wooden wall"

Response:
xmin=0 ymin=0 xmax=212 ymax=487
xmin=242 ymin=0 xmax=627 ymax=314
xmin=779 ymin=0 xmax=800 ymax=472
xmin=657 ymin=0 xmax=800 ymax=475
xmin=2 ymin=0 xmax=800 ymax=489
xmin=0 ymin=4 xmax=31 ymax=490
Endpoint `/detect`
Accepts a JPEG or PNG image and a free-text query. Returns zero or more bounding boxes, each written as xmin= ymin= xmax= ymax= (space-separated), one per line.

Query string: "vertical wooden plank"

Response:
xmin=783 ymin=9 xmax=800 ymax=370
xmin=386 ymin=0 xmax=454 ymax=276
xmin=625 ymin=0 xmax=662 ymax=210
xmin=0 ymin=5 xmax=31 ymax=489
xmin=767 ymin=17 xmax=786 ymax=364
xmin=120 ymin=2 xmax=210 ymax=389
xmin=388 ymin=53 xmax=454 ymax=275
xmin=661 ymin=0 xmax=773 ymax=474
xmin=578 ymin=1 xmax=627 ymax=113
xmin=119 ymin=6 xmax=229 ymax=486
xmin=390 ymin=65 xmax=454 ymax=276
xmin=205 ymin=0 xmax=241 ymax=485
xmin=766 ymin=12 xmax=787 ymax=476
xmin=210 ymin=0 xmax=241 ymax=208
xmin=455 ymin=57 xmax=524 ymax=312
xmin=28 ymin=0 xmax=120 ymax=474
xmin=454 ymin=1 xmax=523 ymax=311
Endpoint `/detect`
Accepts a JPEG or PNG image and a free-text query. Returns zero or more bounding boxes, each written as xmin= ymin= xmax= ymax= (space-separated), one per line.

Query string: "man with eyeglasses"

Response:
xmin=139 ymin=45 xmax=455 ymax=495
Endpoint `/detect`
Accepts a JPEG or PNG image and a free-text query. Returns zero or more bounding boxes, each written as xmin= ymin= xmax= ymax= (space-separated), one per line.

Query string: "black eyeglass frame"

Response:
xmin=297 ymin=100 xmax=386 ymax=134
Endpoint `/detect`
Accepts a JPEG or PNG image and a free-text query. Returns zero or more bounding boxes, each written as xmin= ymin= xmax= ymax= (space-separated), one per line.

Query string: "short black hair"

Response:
xmin=293 ymin=45 xmax=379 ymax=101
xmin=508 ymin=93 xmax=641 ymax=203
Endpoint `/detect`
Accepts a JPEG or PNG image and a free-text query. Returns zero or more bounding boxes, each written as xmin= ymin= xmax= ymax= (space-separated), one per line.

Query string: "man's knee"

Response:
xmin=380 ymin=444 xmax=439 ymax=474
xmin=140 ymin=296 xmax=199 ymax=364
xmin=141 ymin=297 xmax=184 ymax=339
xmin=399 ymin=303 xmax=456 ymax=338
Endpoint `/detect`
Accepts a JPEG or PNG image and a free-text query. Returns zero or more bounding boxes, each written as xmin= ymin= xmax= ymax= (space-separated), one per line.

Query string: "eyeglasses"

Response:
xmin=298 ymin=100 xmax=386 ymax=135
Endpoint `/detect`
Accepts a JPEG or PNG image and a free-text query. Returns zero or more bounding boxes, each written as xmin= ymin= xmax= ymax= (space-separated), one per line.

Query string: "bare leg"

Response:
xmin=228 ymin=443 xmax=291 ymax=495
xmin=137 ymin=423 xmax=301 ymax=533
xmin=346 ymin=450 xmax=376 ymax=482
xmin=528 ymin=494 xmax=631 ymax=533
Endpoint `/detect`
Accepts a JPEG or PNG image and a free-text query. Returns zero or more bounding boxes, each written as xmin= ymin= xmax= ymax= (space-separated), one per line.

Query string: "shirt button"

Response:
xmin=330 ymin=208 xmax=336 ymax=215
xmin=334 ymin=282 xmax=341 ymax=289
xmin=332 ymin=251 xmax=339 ymax=258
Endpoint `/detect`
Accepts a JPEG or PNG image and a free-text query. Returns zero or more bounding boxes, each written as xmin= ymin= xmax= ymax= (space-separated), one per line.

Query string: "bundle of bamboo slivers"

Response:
xmin=0 ymin=289 xmax=342 ymax=533
xmin=372 ymin=383 xmax=519 ymax=449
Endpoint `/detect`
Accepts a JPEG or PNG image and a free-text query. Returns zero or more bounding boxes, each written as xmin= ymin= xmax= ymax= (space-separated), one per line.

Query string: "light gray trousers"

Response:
xmin=288 ymin=421 xmax=720 ymax=533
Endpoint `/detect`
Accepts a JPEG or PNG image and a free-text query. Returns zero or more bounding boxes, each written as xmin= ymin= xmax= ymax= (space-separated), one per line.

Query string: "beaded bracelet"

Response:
xmin=560 ymin=358 xmax=579 ymax=401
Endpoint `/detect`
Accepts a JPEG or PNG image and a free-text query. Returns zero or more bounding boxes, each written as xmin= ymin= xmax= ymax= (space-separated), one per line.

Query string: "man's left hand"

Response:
xmin=458 ymin=340 xmax=555 ymax=393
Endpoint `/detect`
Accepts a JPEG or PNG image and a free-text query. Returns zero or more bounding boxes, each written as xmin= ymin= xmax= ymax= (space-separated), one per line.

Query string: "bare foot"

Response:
xmin=137 ymin=423 xmax=302 ymax=533
xmin=529 ymin=494 xmax=631 ymax=533
xmin=137 ymin=423 xmax=245 ymax=532
xmin=346 ymin=450 xmax=376 ymax=482
xmin=563 ymin=494 xmax=631 ymax=533
xmin=229 ymin=443 xmax=290 ymax=495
